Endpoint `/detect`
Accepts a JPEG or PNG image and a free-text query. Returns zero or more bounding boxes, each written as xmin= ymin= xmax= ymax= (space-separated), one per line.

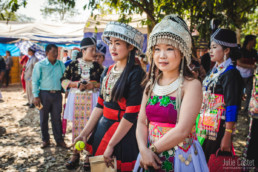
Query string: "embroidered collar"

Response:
xmin=203 ymin=58 xmax=233 ymax=90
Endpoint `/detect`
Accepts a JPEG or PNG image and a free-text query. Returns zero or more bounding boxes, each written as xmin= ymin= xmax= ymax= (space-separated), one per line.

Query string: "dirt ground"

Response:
xmin=0 ymin=84 xmax=250 ymax=172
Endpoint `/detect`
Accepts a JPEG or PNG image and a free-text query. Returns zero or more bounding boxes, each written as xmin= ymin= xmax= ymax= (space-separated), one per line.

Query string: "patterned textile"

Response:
xmin=15 ymin=41 xmax=46 ymax=60
xmin=197 ymin=93 xmax=225 ymax=140
xmin=72 ymin=91 xmax=92 ymax=141
xmin=200 ymin=65 xmax=243 ymax=161
xmin=61 ymin=60 xmax=103 ymax=83
xmin=249 ymin=69 xmax=258 ymax=115
xmin=141 ymin=96 xmax=208 ymax=172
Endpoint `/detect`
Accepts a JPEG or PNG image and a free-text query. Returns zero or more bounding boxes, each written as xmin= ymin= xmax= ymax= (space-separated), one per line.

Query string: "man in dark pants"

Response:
xmin=4 ymin=51 xmax=13 ymax=87
xmin=32 ymin=44 xmax=67 ymax=149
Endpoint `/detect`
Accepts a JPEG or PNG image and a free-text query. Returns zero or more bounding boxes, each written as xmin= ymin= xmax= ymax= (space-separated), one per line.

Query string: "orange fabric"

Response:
xmin=103 ymin=106 xmax=125 ymax=121
xmin=86 ymin=143 xmax=93 ymax=155
xmin=95 ymin=122 xmax=119 ymax=155
xmin=125 ymin=105 xmax=141 ymax=114
xmin=117 ymin=160 xmax=136 ymax=171
xmin=97 ymin=97 xmax=104 ymax=107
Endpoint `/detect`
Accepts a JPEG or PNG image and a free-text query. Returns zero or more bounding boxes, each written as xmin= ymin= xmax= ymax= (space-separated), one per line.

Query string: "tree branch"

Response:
xmin=130 ymin=0 xmax=156 ymax=23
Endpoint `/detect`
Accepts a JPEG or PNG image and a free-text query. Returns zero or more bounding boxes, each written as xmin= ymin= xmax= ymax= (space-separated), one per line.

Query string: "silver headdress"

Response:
xmin=147 ymin=14 xmax=192 ymax=67
xmin=102 ymin=21 xmax=145 ymax=53
xmin=147 ymin=14 xmax=193 ymax=121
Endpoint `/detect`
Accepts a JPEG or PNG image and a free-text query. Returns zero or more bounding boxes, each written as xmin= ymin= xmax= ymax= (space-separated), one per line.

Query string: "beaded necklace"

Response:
xmin=153 ymin=74 xmax=180 ymax=96
xmin=101 ymin=65 xmax=122 ymax=102
xmin=78 ymin=59 xmax=93 ymax=81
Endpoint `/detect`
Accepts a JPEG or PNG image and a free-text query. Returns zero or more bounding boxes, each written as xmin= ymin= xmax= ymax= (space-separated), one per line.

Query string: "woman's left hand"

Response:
xmin=104 ymin=145 xmax=115 ymax=168
xmin=86 ymin=82 xmax=94 ymax=90
xmin=220 ymin=132 xmax=232 ymax=152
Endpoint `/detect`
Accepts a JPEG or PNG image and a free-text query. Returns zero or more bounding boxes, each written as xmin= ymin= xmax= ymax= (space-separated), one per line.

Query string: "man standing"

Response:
xmin=4 ymin=51 xmax=13 ymax=87
xmin=237 ymin=35 xmax=257 ymax=112
xmin=0 ymin=55 xmax=6 ymax=102
xmin=32 ymin=44 xmax=67 ymax=149
xmin=24 ymin=46 xmax=39 ymax=108
xmin=62 ymin=49 xmax=70 ymax=63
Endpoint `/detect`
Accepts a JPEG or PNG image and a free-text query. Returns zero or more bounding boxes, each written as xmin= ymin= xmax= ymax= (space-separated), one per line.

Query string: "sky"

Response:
xmin=17 ymin=0 xmax=91 ymax=23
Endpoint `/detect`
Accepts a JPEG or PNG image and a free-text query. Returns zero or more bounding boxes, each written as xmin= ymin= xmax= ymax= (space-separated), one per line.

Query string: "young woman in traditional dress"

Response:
xmin=134 ymin=14 xmax=209 ymax=172
xmin=197 ymin=28 xmax=243 ymax=162
xmin=62 ymin=37 xmax=104 ymax=169
xmin=73 ymin=21 xmax=145 ymax=171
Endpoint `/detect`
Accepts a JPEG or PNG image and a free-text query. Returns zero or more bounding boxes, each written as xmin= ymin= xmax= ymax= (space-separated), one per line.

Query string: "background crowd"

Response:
xmin=0 ymin=15 xmax=257 ymax=172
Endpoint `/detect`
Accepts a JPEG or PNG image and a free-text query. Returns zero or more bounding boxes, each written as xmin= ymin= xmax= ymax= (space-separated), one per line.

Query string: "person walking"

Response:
xmin=4 ymin=51 xmax=13 ymax=87
xmin=24 ymin=46 xmax=39 ymax=108
xmin=32 ymin=44 xmax=67 ymax=149
xmin=20 ymin=55 xmax=29 ymax=93
xmin=0 ymin=55 xmax=6 ymax=102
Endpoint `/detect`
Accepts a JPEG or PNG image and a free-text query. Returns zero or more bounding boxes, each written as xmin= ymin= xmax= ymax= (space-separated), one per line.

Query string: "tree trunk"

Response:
xmin=236 ymin=28 xmax=241 ymax=45
xmin=147 ymin=15 xmax=155 ymax=36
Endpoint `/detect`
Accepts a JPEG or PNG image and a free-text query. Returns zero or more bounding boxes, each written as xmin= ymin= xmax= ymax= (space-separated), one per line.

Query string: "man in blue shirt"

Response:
xmin=32 ymin=44 xmax=67 ymax=149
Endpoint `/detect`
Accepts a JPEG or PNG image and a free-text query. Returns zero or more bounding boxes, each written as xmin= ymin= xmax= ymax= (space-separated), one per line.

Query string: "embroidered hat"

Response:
xmin=96 ymin=40 xmax=106 ymax=56
xmin=102 ymin=21 xmax=145 ymax=53
xmin=80 ymin=37 xmax=96 ymax=49
xmin=147 ymin=14 xmax=192 ymax=66
xmin=211 ymin=28 xmax=237 ymax=48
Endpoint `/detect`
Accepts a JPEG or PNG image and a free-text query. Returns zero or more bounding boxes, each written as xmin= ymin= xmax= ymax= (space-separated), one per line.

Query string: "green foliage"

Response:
xmin=0 ymin=0 xmax=27 ymax=22
xmin=40 ymin=0 xmax=77 ymax=21
xmin=86 ymin=0 xmax=257 ymax=39
xmin=241 ymin=8 xmax=258 ymax=49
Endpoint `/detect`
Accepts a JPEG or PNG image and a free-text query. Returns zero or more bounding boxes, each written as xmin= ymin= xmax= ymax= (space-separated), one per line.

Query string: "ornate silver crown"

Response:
xmin=102 ymin=21 xmax=145 ymax=53
xmin=147 ymin=14 xmax=192 ymax=66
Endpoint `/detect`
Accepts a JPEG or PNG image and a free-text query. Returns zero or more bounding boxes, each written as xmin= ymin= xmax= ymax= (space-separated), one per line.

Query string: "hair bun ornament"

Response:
xmin=102 ymin=21 xmax=145 ymax=53
xmin=147 ymin=14 xmax=192 ymax=67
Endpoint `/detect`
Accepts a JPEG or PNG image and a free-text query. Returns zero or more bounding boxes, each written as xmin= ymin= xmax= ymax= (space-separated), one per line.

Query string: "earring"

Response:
xmin=224 ymin=54 xmax=227 ymax=61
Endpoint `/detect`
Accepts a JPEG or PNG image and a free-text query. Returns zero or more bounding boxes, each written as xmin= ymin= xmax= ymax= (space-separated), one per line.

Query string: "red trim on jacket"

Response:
xmin=125 ymin=105 xmax=141 ymax=114
xmin=103 ymin=106 xmax=125 ymax=121
xmin=97 ymin=97 xmax=104 ymax=107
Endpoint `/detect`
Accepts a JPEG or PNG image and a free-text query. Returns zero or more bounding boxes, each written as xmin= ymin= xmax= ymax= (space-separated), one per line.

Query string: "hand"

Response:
xmin=220 ymin=132 xmax=232 ymax=152
xmin=69 ymin=82 xmax=79 ymax=88
xmin=140 ymin=147 xmax=161 ymax=170
xmin=33 ymin=97 xmax=41 ymax=107
xmin=104 ymin=145 xmax=115 ymax=168
xmin=86 ymin=82 xmax=94 ymax=90
xmin=79 ymin=83 xmax=87 ymax=91
xmin=72 ymin=135 xmax=87 ymax=147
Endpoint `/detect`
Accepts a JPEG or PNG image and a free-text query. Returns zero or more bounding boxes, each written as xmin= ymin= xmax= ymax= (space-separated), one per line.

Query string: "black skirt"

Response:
xmin=87 ymin=116 xmax=139 ymax=171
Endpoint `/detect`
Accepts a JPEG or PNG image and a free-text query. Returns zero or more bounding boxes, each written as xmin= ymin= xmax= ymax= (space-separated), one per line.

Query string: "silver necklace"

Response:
xmin=78 ymin=59 xmax=93 ymax=81
xmin=153 ymin=74 xmax=180 ymax=96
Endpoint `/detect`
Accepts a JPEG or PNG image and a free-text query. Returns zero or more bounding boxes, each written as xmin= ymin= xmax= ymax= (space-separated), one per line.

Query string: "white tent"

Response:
xmin=0 ymin=21 xmax=85 ymax=44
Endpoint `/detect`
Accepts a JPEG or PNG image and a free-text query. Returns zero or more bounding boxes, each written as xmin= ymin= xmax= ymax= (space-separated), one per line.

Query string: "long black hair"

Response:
xmin=243 ymin=35 xmax=256 ymax=49
xmin=222 ymin=46 xmax=241 ymax=65
xmin=111 ymin=47 xmax=137 ymax=102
